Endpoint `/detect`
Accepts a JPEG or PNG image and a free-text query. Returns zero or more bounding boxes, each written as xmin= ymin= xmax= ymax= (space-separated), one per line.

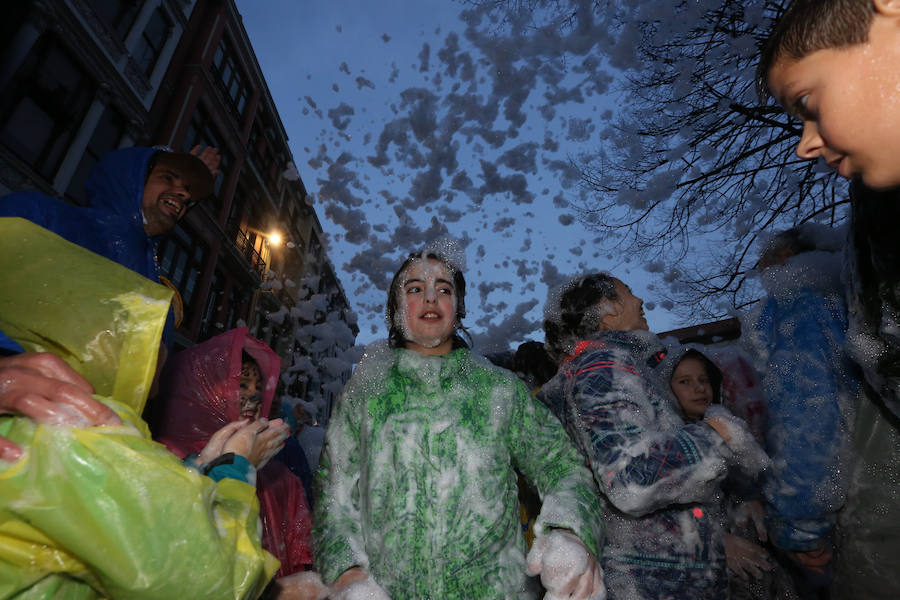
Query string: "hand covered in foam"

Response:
xmin=272 ymin=571 xmax=328 ymax=600
xmin=526 ymin=530 xmax=606 ymax=600
xmin=704 ymin=404 xmax=771 ymax=476
xmin=329 ymin=568 xmax=391 ymax=600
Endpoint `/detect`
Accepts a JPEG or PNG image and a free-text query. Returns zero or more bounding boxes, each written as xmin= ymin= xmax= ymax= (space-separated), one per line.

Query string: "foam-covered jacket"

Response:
xmin=540 ymin=330 xmax=738 ymax=600
xmin=314 ymin=345 xmax=604 ymax=599
xmin=742 ymin=251 xmax=859 ymax=552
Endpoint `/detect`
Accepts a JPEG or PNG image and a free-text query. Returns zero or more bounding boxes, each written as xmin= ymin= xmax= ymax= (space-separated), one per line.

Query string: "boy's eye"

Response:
xmin=792 ymin=94 xmax=815 ymax=120
xmin=438 ymin=286 xmax=453 ymax=295
xmin=405 ymin=285 xmax=421 ymax=294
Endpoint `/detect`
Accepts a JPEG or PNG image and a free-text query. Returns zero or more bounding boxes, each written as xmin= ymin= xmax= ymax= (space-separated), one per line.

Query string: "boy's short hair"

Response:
xmin=756 ymin=0 xmax=875 ymax=100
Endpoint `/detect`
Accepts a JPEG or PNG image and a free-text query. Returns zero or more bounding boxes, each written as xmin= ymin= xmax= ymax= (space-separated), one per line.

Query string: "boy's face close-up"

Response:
xmin=767 ymin=5 xmax=900 ymax=190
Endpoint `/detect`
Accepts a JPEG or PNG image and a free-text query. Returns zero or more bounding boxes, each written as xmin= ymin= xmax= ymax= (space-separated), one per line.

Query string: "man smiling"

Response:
xmin=0 ymin=146 xmax=219 ymax=455
xmin=140 ymin=148 xmax=216 ymax=237
xmin=0 ymin=145 xmax=218 ymax=280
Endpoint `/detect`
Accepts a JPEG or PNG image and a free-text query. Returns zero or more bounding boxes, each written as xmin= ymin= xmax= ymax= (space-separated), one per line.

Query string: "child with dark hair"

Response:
xmin=314 ymin=244 xmax=605 ymax=600
xmin=665 ymin=349 xmax=797 ymax=600
xmin=757 ymin=0 xmax=900 ymax=191
xmin=153 ymin=328 xmax=315 ymax=585
xmin=541 ymin=272 xmax=769 ymax=600
xmin=758 ymin=5 xmax=900 ymax=595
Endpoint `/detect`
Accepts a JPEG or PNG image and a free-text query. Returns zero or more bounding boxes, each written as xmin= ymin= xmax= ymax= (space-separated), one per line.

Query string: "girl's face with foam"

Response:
xmin=395 ymin=257 xmax=458 ymax=356
xmin=670 ymin=356 xmax=713 ymax=423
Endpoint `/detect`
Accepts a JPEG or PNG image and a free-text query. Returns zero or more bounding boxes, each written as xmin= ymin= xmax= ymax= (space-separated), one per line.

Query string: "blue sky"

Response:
xmin=235 ymin=0 xmax=685 ymax=349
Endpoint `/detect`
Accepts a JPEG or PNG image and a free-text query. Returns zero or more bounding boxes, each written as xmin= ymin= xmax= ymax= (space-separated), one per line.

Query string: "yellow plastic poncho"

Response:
xmin=0 ymin=218 xmax=279 ymax=599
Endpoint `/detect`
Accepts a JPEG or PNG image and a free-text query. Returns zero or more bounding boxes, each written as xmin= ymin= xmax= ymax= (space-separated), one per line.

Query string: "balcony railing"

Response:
xmin=234 ymin=228 xmax=267 ymax=278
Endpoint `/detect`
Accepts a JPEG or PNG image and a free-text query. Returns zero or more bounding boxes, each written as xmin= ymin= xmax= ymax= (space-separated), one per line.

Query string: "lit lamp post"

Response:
xmin=244 ymin=227 xmax=286 ymax=339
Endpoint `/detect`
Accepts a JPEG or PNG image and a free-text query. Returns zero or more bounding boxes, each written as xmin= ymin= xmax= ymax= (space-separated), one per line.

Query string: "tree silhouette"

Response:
xmin=469 ymin=0 xmax=850 ymax=319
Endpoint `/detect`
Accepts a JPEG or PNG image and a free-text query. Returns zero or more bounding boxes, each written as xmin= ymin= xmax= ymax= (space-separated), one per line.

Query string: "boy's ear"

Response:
xmin=874 ymin=0 xmax=900 ymax=17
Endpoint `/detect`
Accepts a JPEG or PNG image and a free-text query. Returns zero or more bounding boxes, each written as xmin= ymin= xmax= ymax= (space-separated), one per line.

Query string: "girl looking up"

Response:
xmin=314 ymin=246 xmax=606 ymax=600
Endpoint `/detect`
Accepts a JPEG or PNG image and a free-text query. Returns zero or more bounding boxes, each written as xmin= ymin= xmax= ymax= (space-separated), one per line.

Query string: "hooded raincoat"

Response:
xmin=153 ymin=328 xmax=314 ymax=578
xmin=0 ymin=147 xmax=178 ymax=342
xmin=314 ymin=344 xmax=604 ymax=599
xmin=0 ymin=218 xmax=278 ymax=600
xmin=741 ymin=250 xmax=859 ymax=553
xmin=0 ymin=147 xmax=164 ymax=280
xmin=540 ymin=330 xmax=742 ymax=600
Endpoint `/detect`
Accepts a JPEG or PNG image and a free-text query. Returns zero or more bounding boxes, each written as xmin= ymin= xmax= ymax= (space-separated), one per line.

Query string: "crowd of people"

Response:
xmin=1 ymin=0 xmax=900 ymax=598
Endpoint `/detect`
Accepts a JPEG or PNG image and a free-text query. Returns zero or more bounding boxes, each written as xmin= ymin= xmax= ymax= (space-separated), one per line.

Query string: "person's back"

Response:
xmin=294 ymin=403 xmax=325 ymax=472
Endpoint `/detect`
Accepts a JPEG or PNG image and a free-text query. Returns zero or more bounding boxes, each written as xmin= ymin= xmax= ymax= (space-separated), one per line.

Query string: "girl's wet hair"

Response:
xmin=386 ymin=252 xmax=470 ymax=350
xmin=543 ymin=272 xmax=619 ymax=362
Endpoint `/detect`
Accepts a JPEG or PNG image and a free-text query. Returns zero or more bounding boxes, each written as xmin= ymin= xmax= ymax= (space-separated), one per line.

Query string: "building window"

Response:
xmin=199 ymin=269 xmax=224 ymax=340
xmin=157 ymin=225 xmax=208 ymax=326
xmin=133 ymin=6 xmax=171 ymax=77
xmin=66 ymin=106 xmax=126 ymax=205
xmin=0 ymin=35 xmax=94 ymax=180
xmin=183 ymin=108 xmax=229 ymax=198
xmin=91 ymin=0 xmax=140 ymax=41
xmin=212 ymin=38 xmax=250 ymax=118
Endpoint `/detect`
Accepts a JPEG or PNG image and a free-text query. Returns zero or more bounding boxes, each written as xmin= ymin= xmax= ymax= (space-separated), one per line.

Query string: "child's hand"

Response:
xmin=272 ymin=571 xmax=328 ymax=600
xmin=704 ymin=405 xmax=770 ymax=475
xmin=526 ymin=529 xmax=606 ymax=600
xmin=329 ymin=567 xmax=390 ymax=600
xmin=734 ymin=500 xmax=768 ymax=542
xmin=198 ymin=420 xmax=248 ymax=465
xmin=725 ymin=534 xmax=773 ymax=579
xmin=223 ymin=418 xmax=288 ymax=470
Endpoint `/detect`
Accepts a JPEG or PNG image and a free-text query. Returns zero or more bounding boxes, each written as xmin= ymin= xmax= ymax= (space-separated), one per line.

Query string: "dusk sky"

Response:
xmin=234 ymin=0 xmax=685 ymax=349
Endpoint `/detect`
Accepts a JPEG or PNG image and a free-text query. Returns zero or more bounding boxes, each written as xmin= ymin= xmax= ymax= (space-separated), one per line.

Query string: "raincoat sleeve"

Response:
xmin=0 ymin=408 xmax=278 ymax=600
xmin=0 ymin=217 xmax=278 ymax=599
xmin=757 ymin=293 xmax=856 ymax=551
xmin=508 ymin=379 xmax=604 ymax=557
xmin=312 ymin=381 xmax=367 ymax=584
xmin=566 ymin=344 xmax=729 ymax=517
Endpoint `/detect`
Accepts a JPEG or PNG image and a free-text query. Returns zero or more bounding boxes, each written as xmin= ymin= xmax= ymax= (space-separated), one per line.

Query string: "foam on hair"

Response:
xmin=543 ymin=272 xmax=619 ymax=363
xmin=384 ymin=245 xmax=470 ymax=350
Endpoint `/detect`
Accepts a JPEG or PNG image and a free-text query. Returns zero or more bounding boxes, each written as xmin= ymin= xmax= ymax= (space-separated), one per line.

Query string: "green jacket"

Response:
xmin=314 ymin=346 xmax=603 ymax=599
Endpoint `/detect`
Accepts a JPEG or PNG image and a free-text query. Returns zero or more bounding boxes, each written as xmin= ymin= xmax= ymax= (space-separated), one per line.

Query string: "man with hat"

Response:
xmin=0 ymin=144 xmax=218 ymax=281
xmin=0 ymin=145 xmax=219 ymax=444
